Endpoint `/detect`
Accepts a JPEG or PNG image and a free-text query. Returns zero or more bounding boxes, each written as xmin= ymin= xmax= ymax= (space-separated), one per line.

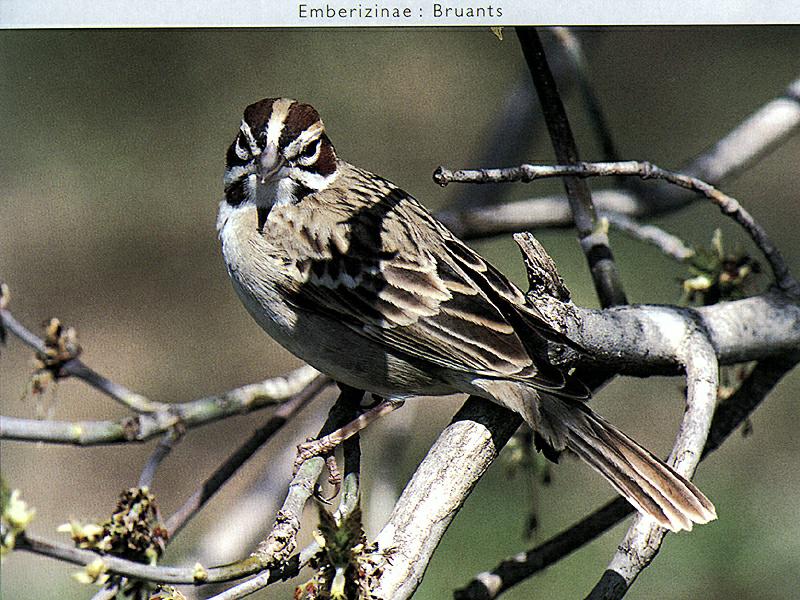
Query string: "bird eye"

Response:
xmin=300 ymin=139 xmax=320 ymax=160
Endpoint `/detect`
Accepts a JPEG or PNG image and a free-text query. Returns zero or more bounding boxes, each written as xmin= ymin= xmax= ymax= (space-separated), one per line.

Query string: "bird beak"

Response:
xmin=258 ymin=144 xmax=286 ymax=184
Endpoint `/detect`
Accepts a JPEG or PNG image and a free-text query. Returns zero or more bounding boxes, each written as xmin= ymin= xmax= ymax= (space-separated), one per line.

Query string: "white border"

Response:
xmin=1 ymin=0 xmax=798 ymax=28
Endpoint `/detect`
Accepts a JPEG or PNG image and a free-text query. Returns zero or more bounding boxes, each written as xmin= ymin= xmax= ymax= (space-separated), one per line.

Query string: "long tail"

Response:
xmin=538 ymin=396 xmax=717 ymax=532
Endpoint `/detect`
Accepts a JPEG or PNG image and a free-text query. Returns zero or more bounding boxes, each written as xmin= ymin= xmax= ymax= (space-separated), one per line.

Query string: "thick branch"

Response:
xmin=372 ymin=398 xmax=522 ymax=599
xmin=571 ymin=291 xmax=800 ymax=373
xmin=516 ymin=27 xmax=627 ymax=307
xmin=370 ymin=282 xmax=797 ymax=600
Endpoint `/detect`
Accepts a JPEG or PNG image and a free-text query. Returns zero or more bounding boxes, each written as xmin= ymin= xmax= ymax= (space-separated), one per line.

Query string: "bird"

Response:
xmin=216 ymin=97 xmax=716 ymax=532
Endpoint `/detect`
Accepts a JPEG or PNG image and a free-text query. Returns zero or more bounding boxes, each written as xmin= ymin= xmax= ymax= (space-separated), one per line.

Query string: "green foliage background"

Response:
xmin=2 ymin=27 xmax=799 ymax=599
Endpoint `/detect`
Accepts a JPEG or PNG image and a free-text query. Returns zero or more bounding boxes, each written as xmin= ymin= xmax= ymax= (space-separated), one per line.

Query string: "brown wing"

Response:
xmin=274 ymin=169 xmax=579 ymax=394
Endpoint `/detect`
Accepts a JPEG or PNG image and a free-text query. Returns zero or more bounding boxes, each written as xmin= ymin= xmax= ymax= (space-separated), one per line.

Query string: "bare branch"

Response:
xmin=604 ymin=213 xmax=695 ymax=263
xmin=15 ymin=532 xmax=264 ymax=585
xmin=0 ymin=306 xmax=164 ymax=413
xmin=217 ymin=396 xmax=367 ymax=599
xmin=293 ymin=398 xmax=403 ymax=471
xmin=252 ymin=386 xmax=363 ymax=566
xmin=88 ymin=586 xmax=118 ymax=600
xmin=516 ymin=27 xmax=628 ymax=307
xmin=571 ymin=291 xmax=800 ymax=373
xmin=447 ymin=30 xmax=603 ymax=212
xmin=372 ymin=399 xmax=522 ymax=600
xmin=684 ymin=77 xmax=800 ymax=185
xmin=371 ymin=285 xmax=797 ymax=599
xmin=588 ymin=333 xmax=719 ymax=598
xmin=165 ymin=375 xmax=329 ymax=538
xmin=138 ymin=429 xmax=182 ymax=489
xmin=436 ymin=76 xmax=800 ymax=236
xmin=0 ymin=366 xmax=324 ymax=445
xmin=206 ymin=542 xmax=320 ymax=600
xmin=551 ymin=27 xmax=623 ymax=165
xmin=436 ymin=161 xmax=799 ymax=295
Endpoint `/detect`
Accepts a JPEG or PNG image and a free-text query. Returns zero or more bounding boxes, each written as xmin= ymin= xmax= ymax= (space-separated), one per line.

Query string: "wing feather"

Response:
xmin=272 ymin=169 xmax=580 ymax=394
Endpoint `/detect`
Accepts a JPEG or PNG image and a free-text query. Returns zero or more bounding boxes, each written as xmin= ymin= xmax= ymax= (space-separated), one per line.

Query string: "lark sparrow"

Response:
xmin=217 ymin=97 xmax=716 ymax=532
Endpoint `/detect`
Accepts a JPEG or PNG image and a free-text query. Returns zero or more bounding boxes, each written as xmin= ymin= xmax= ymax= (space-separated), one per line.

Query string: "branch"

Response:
xmin=15 ymin=532 xmax=266 ymax=585
xmin=0 ymin=305 xmax=164 ymax=413
xmin=435 ymin=161 xmax=799 ymax=296
xmin=138 ymin=429 xmax=182 ymax=489
xmin=252 ymin=386 xmax=363 ymax=565
xmin=588 ymin=332 xmax=719 ymax=598
xmin=454 ymin=351 xmax=800 ymax=599
xmin=604 ymin=212 xmax=695 ymax=263
xmin=11 ymin=378 xmax=330 ymax=592
xmin=516 ymin=27 xmax=628 ymax=307
xmin=372 ymin=398 xmax=522 ymax=600
xmin=205 ymin=542 xmax=320 ymax=600
xmin=448 ymin=29 xmax=602 ymax=212
xmin=570 ymin=291 xmax=800 ymax=373
xmin=551 ymin=27 xmax=623 ymax=165
xmin=165 ymin=374 xmax=330 ymax=538
xmin=1 ymin=366 xmax=324 ymax=445
xmin=436 ymin=76 xmax=800 ymax=236
xmin=215 ymin=393 xmax=366 ymax=599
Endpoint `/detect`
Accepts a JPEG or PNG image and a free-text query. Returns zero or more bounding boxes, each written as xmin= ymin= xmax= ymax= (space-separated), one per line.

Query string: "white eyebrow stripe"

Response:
xmin=266 ymin=98 xmax=296 ymax=149
xmin=284 ymin=121 xmax=324 ymax=157
xmin=239 ymin=120 xmax=261 ymax=156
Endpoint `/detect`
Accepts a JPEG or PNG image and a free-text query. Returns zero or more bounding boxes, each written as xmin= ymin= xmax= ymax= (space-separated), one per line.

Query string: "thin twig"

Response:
xmin=252 ymin=387 xmax=363 ymax=565
xmin=454 ymin=352 xmax=799 ymax=599
xmin=605 ymin=212 xmax=695 ymax=263
xmin=88 ymin=585 xmax=119 ymax=600
xmin=205 ymin=543 xmax=320 ymax=600
xmin=516 ymin=27 xmax=628 ymax=308
xmin=435 ymin=161 xmax=799 ymax=296
xmin=436 ymin=77 xmax=800 ymax=236
xmin=293 ymin=398 xmax=404 ymax=471
xmin=138 ymin=429 xmax=182 ymax=489
xmin=0 ymin=306 xmax=164 ymax=413
xmin=1 ymin=366 xmax=323 ymax=445
xmin=552 ymin=27 xmax=623 ymax=165
xmin=165 ymin=374 xmax=331 ymax=538
xmin=216 ymin=397 xmax=366 ymax=599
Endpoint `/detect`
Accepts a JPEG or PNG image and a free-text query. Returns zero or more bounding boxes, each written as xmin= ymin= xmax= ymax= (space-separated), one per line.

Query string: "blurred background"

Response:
xmin=1 ymin=27 xmax=799 ymax=599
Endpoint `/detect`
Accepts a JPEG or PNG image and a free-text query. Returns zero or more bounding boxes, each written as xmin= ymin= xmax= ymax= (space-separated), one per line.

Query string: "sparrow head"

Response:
xmin=224 ymin=98 xmax=338 ymax=207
